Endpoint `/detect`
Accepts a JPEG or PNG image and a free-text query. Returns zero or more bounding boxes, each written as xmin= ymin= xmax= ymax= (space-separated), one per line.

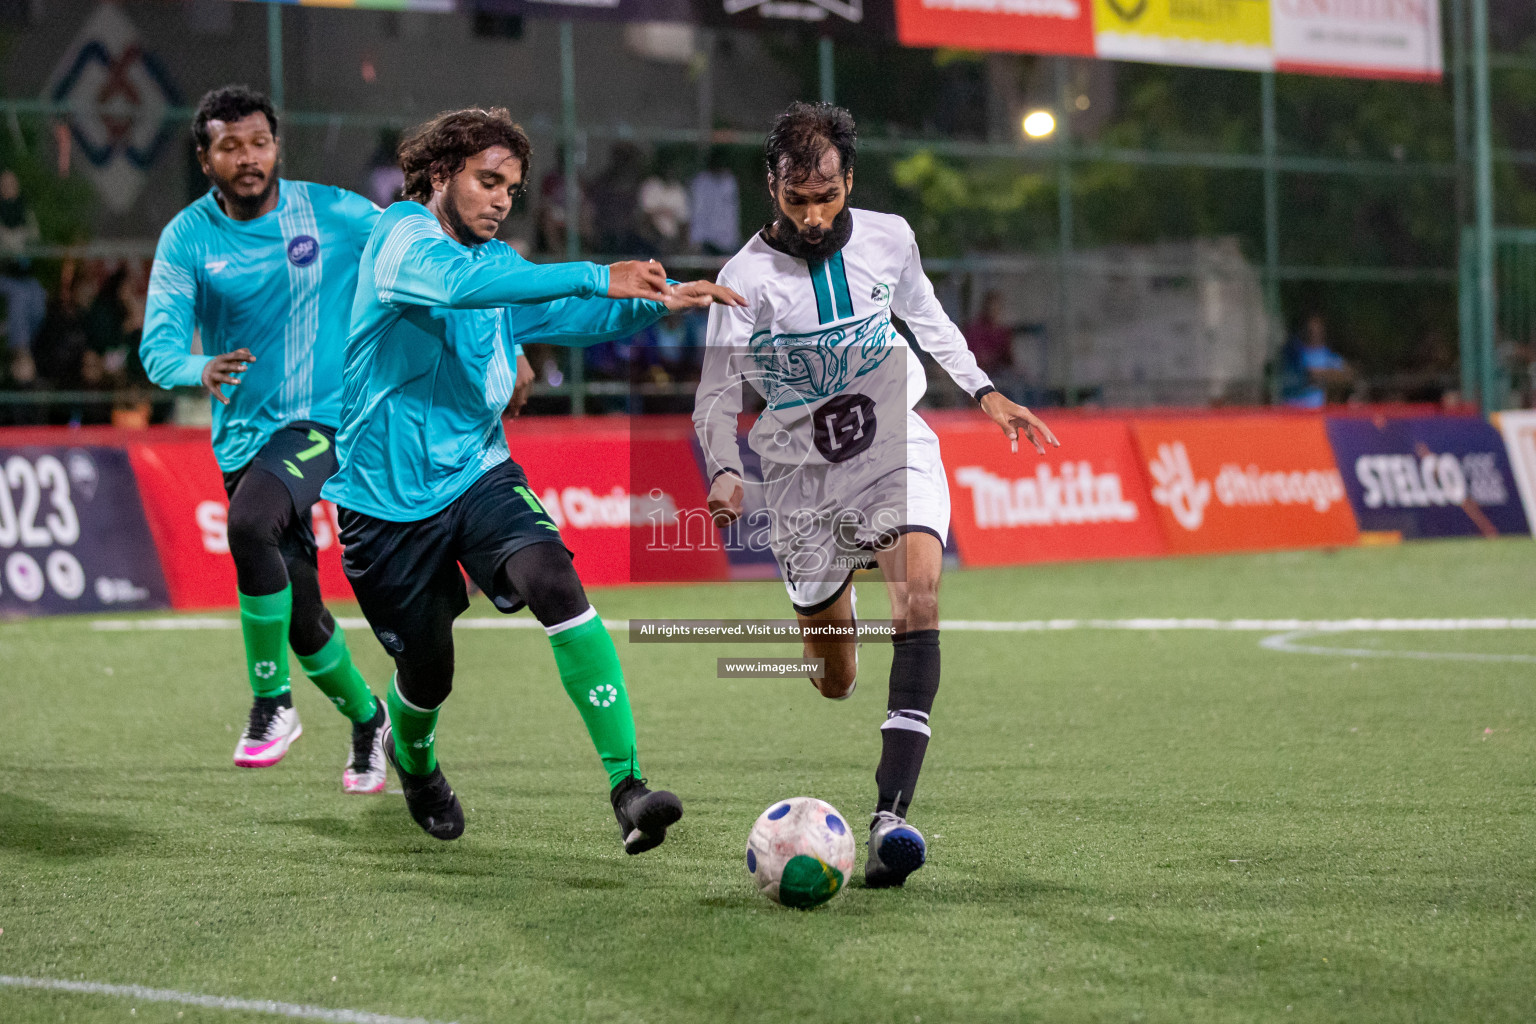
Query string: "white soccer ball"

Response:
xmin=745 ymin=796 xmax=857 ymax=909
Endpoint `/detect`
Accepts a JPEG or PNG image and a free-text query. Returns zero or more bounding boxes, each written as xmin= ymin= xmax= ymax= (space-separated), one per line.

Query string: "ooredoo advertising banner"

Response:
xmin=0 ymin=446 xmax=168 ymax=616
xmin=1129 ymin=415 xmax=1359 ymax=554
xmin=504 ymin=418 xmax=731 ymax=587
xmin=126 ymin=440 xmax=353 ymax=609
xmin=940 ymin=417 xmax=1166 ymax=565
xmin=894 ymin=0 xmax=1095 ymax=56
xmin=1327 ymin=416 xmax=1528 ymax=538
xmin=1494 ymin=410 xmax=1536 ymax=538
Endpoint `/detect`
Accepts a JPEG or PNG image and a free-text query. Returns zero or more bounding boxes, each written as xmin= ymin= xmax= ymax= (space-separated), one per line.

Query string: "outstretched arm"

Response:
xmin=693 ymin=281 xmax=755 ymax=525
xmin=511 ymin=280 xmax=745 ymax=348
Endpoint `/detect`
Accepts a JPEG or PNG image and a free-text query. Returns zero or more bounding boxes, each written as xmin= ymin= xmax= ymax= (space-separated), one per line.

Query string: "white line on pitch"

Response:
xmin=90 ymin=615 xmax=1536 ymax=633
xmin=0 ymin=975 xmax=455 ymax=1024
xmin=1259 ymin=630 xmax=1536 ymax=664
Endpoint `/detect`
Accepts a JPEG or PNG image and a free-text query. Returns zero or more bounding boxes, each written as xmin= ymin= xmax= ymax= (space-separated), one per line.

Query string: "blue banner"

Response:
xmin=0 ymin=447 xmax=170 ymax=616
xmin=1325 ymin=416 xmax=1529 ymax=538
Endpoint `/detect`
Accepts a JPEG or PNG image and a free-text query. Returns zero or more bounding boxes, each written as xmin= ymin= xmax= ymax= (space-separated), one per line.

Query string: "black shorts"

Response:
xmin=336 ymin=458 xmax=569 ymax=659
xmin=222 ymin=421 xmax=339 ymax=562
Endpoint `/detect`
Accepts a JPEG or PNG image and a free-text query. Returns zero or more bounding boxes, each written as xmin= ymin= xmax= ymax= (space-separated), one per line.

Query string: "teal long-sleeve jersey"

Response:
xmin=141 ymin=180 xmax=381 ymax=471
xmin=321 ymin=201 xmax=670 ymax=522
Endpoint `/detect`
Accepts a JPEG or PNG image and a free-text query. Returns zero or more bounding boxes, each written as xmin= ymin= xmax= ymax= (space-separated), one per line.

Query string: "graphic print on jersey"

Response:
xmin=746 ymin=311 xmax=896 ymax=411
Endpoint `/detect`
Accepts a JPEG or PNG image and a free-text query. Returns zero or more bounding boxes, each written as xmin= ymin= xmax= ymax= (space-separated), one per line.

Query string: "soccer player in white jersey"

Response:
xmin=693 ymin=102 xmax=1059 ymax=888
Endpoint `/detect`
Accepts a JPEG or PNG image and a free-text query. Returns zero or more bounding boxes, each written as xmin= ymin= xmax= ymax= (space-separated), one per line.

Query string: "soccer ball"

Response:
xmin=745 ymin=797 xmax=856 ymax=909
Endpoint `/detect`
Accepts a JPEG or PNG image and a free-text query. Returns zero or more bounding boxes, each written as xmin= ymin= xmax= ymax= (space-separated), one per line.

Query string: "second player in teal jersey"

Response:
xmin=142 ymin=87 xmax=390 ymax=792
xmin=324 ymin=107 xmax=744 ymax=846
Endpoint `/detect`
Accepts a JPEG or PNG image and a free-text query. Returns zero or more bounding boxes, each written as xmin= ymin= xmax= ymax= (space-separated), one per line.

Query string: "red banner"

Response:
xmin=938 ymin=415 xmax=1166 ymax=565
xmin=895 ymin=0 xmax=1096 ymax=56
xmin=126 ymin=440 xmax=353 ymax=610
xmin=1129 ymin=415 xmax=1359 ymax=554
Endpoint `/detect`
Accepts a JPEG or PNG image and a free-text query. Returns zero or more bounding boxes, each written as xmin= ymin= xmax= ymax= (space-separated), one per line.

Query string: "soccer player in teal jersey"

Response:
xmin=323 ymin=107 xmax=744 ymax=846
xmin=141 ymin=87 xmax=389 ymax=793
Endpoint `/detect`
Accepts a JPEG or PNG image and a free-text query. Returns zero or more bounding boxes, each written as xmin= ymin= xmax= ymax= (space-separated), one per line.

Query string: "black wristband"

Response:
xmin=973 ymin=384 xmax=998 ymax=404
xmin=711 ymin=468 xmax=742 ymax=482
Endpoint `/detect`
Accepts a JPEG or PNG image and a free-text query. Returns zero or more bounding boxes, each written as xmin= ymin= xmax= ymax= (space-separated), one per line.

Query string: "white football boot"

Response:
xmin=233 ymin=696 xmax=303 ymax=768
xmin=343 ymin=704 xmax=390 ymax=794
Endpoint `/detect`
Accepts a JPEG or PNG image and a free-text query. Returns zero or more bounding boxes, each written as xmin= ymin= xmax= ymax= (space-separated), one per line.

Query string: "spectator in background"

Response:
xmin=0 ymin=168 xmax=49 ymax=380
xmin=638 ymin=149 xmax=690 ymax=255
xmin=589 ymin=142 xmax=646 ymax=254
xmin=1281 ymin=314 xmax=1354 ymax=408
xmin=537 ymin=151 xmax=588 ymax=254
xmin=962 ymin=290 xmax=1014 ymax=376
xmin=366 ymin=130 xmax=405 ymax=209
xmin=688 ymin=148 xmax=739 ymax=255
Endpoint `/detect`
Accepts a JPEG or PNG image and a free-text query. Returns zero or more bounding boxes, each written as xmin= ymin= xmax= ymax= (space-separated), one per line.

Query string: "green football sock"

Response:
xmin=387 ymin=675 xmax=440 ymax=776
xmin=238 ymin=587 xmax=292 ymax=699
xmin=296 ymin=625 xmax=378 ymax=724
xmin=548 ymin=609 xmax=641 ymax=788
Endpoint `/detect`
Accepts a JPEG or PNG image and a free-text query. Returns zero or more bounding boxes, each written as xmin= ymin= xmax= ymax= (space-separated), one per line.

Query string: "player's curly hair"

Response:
xmin=192 ymin=86 xmax=277 ymax=150
xmin=764 ymin=101 xmax=857 ymax=186
xmin=398 ymin=108 xmax=532 ymax=204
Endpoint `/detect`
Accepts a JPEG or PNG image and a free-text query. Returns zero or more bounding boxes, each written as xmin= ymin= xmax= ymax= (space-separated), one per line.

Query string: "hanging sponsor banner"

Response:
xmin=1326 ymin=416 xmax=1527 ymax=538
xmin=0 ymin=446 xmax=168 ymax=616
xmin=1092 ymin=0 xmax=1273 ymax=71
xmin=1271 ymin=0 xmax=1441 ymax=81
xmin=126 ymin=440 xmax=352 ymax=610
xmin=472 ymin=0 xmax=694 ymax=22
xmin=939 ymin=417 xmax=1165 ymax=565
xmin=504 ymin=418 xmax=730 ymax=587
xmin=46 ymin=4 xmax=179 ymax=214
xmin=894 ymin=0 xmax=1095 ymax=56
xmin=1494 ymin=411 xmax=1536 ymax=539
xmin=697 ymin=0 xmax=896 ymax=39
xmin=1129 ymin=415 xmax=1358 ymax=554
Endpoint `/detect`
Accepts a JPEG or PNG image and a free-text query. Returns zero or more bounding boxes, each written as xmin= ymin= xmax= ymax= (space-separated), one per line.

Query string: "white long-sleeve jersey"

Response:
xmin=694 ymin=208 xmax=992 ymax=476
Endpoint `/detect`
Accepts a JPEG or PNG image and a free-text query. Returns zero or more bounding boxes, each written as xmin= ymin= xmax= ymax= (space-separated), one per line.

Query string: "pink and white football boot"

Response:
xmin=342 ymin=703 xmax=390 ymax=795
xmin=233 ymin=695 xmax=303 ymax=768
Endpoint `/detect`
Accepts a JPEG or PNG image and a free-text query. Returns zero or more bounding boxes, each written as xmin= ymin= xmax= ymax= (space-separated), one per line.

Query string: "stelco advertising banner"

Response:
xmin=894 ymin=0 xmax=1442 ymax=79
xmin=0 ymin=445 xmax=168 ymax=616
xmin=941 ymin=417 xmax=1166 ymax=565
xmin=1129 ymin=415 xmax=1359 ymax=555
xmin=1326 ymin=416 xmax=1528 ymax=539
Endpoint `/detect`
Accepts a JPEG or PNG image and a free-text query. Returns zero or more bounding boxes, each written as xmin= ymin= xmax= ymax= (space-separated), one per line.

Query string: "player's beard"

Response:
xmin=440 ymin=180 xmax=494 ymax=246
xmin=770 ymin=204 xmax=853 ymax=262
xmin=213 ymin=168 xmax=277 ymax=220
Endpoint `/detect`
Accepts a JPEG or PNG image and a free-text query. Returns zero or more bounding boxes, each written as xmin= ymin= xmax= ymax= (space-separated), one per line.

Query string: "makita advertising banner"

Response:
xmin=1128 ymin=415 xmax=1359 ymax=555
xmin=939 ymin=417 xmax=1165 ymax=565
xmin=1325 ymin=416 xmax=1528 ymax=539
xmin=0 ymin=445 xmax=168 ymax=616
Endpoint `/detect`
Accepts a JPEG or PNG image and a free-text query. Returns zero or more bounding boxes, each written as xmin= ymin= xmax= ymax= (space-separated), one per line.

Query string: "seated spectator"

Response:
xmin=366 ymin=130 xmax=405 ymax=208
xmin=689 ymin=148 xmax=740 ymax=256
xmin=589 ymin=142 xmax=646 ymax=254
xmin=963 ymin=290 xmax=1014 ymax=376
xmin=0 ymin=168 xmax=49 ymax=375
xmin=1281 ymin=314 xmax=1354 ymax=408
xmin=638 ymin=150 xmax=691 ymax=254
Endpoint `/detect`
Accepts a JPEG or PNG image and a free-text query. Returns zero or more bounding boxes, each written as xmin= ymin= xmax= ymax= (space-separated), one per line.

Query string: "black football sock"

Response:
xmin=875 ymin=629 xmax=941 ymax=819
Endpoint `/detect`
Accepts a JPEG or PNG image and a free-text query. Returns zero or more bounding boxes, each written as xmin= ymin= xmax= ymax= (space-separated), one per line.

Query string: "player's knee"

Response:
xmin=902 ymin=583 xmax=940 ymax=631
xmin=396 ymin=652 xmax=453 ymax=709
xmin=501 ymin=542 xmax=589 ymax=628
xmin=226 ymin=499 xmax=283 ymax=556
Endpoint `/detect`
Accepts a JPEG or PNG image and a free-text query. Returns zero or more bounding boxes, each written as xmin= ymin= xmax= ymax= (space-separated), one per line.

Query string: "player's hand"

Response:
xmin=202 ymin=348 xmax=254 ymax=406
xmin=980 ymin=390 xmax=1059 ymax=455
xmin=707 ymin=470 xmax=744 ymax=527
xmin=506 ymin=353 xmax=535 ymax=418
xmin=662 ymin=280 xmax=747 ymax=311
xmin=607 ymin=259 xmax=672 ymax=302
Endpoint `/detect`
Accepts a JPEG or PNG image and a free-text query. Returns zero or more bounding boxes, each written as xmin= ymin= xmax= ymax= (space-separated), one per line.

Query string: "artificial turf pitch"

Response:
xmin=2 ymin=538 xmax=1533 ymax=1023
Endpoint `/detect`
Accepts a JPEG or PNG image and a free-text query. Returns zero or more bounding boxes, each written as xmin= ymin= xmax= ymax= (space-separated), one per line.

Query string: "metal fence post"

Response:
xmin=1261 ymin=70 xmax=1282 ymax=402
xmin=1451 ymin=0 xmax=1478 ymax=402
xmin=1054 ymin=58 xmax=1075 ymax=406
xmin=267 ymin=3 xmax=284 ymax=114
xmin=819 ymin=36 xmax=835 ymax=106
xmin=560 ymin=20 xmax=586 ymax=416
xmin=1471 ymin=0 xmax=1496 ymax=410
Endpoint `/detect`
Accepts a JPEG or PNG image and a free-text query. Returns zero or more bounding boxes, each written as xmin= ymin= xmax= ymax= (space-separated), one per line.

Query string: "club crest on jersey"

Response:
xmin=749 ymin=311 xmax=895 ymax=410
xmin=287 ymin=235 xmax=319 ymax=267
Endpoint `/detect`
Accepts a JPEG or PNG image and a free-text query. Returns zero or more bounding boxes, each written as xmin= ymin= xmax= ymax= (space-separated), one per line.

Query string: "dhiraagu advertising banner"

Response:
xmin=1092 ymin=0 xmax=1274 ymax=71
